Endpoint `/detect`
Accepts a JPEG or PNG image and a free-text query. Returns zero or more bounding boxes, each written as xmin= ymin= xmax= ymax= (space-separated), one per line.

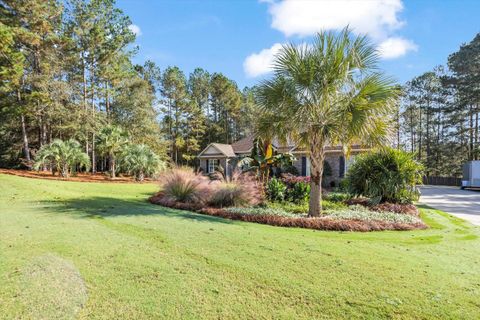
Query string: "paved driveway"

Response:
xmin=419 ymin=185 xmax=480 ymax=226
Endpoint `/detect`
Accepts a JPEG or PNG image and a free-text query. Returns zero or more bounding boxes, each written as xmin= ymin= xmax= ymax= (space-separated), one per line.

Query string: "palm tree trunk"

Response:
xmin=308 ymin=138 xmax=325 ymax=217
xmin=110 ymin=154 xmax=116 ymax=178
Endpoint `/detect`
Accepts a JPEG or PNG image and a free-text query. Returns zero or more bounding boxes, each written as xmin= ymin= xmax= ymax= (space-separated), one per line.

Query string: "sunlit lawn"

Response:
xmin=1 ymin=174 xmax=479 ymax=319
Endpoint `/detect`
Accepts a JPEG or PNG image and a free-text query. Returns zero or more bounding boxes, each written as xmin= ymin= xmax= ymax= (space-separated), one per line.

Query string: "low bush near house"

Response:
xmin=280 ymin=173 xmax=310 ymax=187
xmin=346 ymin=148 xmax=424 ymax=204
xmin=286 ymin=181 xmax=310 ymax=203
xmin=266 ymin=177 xmax=287 ymax=202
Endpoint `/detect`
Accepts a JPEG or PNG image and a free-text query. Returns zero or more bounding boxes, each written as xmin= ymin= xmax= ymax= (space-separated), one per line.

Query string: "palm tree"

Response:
xmin=256 ymin=29 xmax=400 ymax=216
xmin=34 ymin=139 xmax=90 ymax=178
xmin=119 ymin=144 xmax=166 ymax=181
xmin=97 ymin=125 xmax=129 ymax=178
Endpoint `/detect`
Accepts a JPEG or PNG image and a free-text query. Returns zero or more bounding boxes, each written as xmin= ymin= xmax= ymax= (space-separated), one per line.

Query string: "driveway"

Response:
xmin=419 ymin=185 xmax=480 ymax=226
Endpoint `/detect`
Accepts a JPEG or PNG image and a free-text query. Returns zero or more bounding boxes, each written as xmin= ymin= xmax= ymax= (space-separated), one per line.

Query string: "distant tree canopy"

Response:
xmin=0 ymin=0 xmax=260 ymax=171
xmin=398 ymin=33 xmax=480 ymax=177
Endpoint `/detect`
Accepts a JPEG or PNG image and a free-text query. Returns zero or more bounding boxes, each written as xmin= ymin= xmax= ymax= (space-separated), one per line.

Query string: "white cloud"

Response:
xmin=243 ymin=43 xmax=283 ymax=77
xmin=265 ymin=0 xmax=404 ymax=39
xmin=128 ymin=24 xmax=142 ymax=36
xmin=377 ymin=37 xmax=418 ymax=59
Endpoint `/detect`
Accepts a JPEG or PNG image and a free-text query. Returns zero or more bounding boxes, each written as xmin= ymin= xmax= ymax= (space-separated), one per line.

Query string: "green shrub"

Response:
xmin=325 ymin=192 xmax=351 ymax=203
xmin=266 ymin=177 xmax=287 ymax=202
xmin=120 ymin=144 xmax=166 ymax=181
xmin=287 ymin=181 xmax=310 ymax=203
xmin=346 ymin=148 xmax=423 ymax=204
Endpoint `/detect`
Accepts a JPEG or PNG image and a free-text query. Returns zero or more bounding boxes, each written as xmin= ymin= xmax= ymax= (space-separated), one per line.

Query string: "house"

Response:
xmin=197 ymin=136 xmax=368 ymax=186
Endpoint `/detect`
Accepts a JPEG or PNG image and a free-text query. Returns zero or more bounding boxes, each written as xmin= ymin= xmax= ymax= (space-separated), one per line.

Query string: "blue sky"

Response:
xmin=118 ymin=0 xmax=480 ymax=89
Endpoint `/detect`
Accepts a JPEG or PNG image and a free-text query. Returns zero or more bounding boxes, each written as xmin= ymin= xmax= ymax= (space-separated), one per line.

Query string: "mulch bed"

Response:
xmin=149 ymin=193 xmax=427 ymax=232
xmin=0 ymin=168 xmax=155 ymax=183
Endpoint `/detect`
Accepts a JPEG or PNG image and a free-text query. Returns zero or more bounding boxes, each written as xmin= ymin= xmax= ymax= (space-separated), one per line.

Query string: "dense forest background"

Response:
xmin=1 ymin=0 xmax=479 ymax=178
xmin=0 ymin=0 xmax=259 ymax=172
xmin=397 ymin=33 xmax=480 ymax=177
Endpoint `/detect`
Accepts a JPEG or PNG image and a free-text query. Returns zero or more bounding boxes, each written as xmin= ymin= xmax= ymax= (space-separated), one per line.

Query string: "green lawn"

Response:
xmin=1 ymin=174 xmax=479 ymax=319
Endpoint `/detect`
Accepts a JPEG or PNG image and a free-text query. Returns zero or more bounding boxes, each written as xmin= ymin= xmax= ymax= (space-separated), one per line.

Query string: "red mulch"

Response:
xmin=0 ymin=168 xmax=155 ymax=183
xmin=149 ymin=193 xmax=427 ymax=232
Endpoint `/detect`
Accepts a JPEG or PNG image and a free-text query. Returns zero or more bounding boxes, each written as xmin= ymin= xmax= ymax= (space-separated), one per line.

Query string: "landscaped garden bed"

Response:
xmin=149 ymin=156 xmax=427 ymax=232
xmin=149 ymin=195 xmax=426 ymax=231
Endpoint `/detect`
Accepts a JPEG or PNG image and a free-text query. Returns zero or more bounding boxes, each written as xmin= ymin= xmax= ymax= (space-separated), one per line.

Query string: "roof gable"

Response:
xmin=198 ymin=143 xmax=236 ymax=158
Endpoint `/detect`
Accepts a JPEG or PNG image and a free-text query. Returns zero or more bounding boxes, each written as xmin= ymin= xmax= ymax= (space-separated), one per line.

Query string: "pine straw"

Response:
xmin=149 ymin=193 xmax=427 ymax=232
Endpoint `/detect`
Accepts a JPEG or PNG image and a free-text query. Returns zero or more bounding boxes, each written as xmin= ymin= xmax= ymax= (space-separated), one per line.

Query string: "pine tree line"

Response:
xmin=398 ymin=33 xmax=480 ymax=177
xmin=0 ymin=0 xmax=258 ymax=170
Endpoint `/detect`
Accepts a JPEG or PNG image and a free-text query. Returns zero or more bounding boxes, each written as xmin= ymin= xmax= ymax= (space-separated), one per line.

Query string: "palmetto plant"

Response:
xmin=97 ymin=125 xmax=129 ymax=178
xmin=256 ymin=28 xmax=400 ymax=216
xmin=34 ymin=139 xmax=90 ymax=178
xmin=346 ymin=148 xmax=424 ymax=204
xmin=119 ymin=144 xmax=166 ymax=181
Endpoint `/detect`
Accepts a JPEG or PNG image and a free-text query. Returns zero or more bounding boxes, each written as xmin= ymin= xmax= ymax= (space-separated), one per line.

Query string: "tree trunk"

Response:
xmin=17 ymin=87 xmax=31 ymax=163
xmin=308 ymin=137 xmax=325 ymax=217
xmin=20 ymin=114 xmax=30 ymax=162
xmin=110 ymin=154 xmax=116 ymax=178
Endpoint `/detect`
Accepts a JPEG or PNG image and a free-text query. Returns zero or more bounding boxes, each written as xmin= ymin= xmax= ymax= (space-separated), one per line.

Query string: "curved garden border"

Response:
xmin=149 ymin=193 xmax=427 ymax=232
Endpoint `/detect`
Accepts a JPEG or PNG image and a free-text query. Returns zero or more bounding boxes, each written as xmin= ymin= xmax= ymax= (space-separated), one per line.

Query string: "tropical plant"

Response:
xmin=119 ymin=144 xmax=166 ymax=181
xmin=96 ymin=125 xmax=129 ymax=178
xmin=345 ymin=148 xmax=424 ymax=204
xmin=237 ymin=137 xmax=296 ymax=184
xmin=34 ymin=139 xmax=90 ymax=178
xmin=266 ymin=177 xmax=287 ymax=202
xmin=256 ymin=28 xmax=399 ymax=216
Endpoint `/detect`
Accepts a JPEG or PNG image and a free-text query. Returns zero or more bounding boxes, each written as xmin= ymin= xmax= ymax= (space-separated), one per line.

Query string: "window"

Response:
xmin=208 ymin=159 xmax=219 ymax=173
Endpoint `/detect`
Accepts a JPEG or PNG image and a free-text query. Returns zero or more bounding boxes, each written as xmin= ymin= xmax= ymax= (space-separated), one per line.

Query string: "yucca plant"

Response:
xmin=346 ymin=148 xmax=424 ymax=204
xmin=34 ymin=139 xmax=90 ymax=178
xmin=119 ymin=144 xmax=165 ymax=181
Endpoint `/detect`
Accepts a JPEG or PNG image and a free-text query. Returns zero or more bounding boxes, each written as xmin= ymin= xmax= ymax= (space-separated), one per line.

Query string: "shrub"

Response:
xmin=287 ymin=181 xmax=310 ymax=203
xmin=280 ymin=173 xmax=310 ymax=187
xmin=159 ymin=167 xmax=211 ymax=204
xmin=346 ymin=148 xmax=424 ymax=204
xmin=34 ymin=139 xmax=90 ymax=178
xmin=208 ymin=171 xmax=263 ymax=207
xmin=120 ymin=144 xmax=166 ymax=181
xmin=266 ymin=177 xmax=287 ymax=202
xmin=324 ymin=192 xmax=351 ymax=203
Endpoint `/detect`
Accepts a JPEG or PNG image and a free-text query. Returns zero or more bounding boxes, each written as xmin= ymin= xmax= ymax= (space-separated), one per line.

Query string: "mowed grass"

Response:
xmin=0 ymin=174 xmax=479 ymax=319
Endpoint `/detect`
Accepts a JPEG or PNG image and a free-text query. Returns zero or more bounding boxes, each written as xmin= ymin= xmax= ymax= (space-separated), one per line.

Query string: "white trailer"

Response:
xmin=461 ymin=161 xmax=480 ymax=189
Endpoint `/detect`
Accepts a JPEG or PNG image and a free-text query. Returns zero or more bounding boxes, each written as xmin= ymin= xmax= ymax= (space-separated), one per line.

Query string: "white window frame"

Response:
xmin=208 ymin=159 xmax=219 ymax=173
